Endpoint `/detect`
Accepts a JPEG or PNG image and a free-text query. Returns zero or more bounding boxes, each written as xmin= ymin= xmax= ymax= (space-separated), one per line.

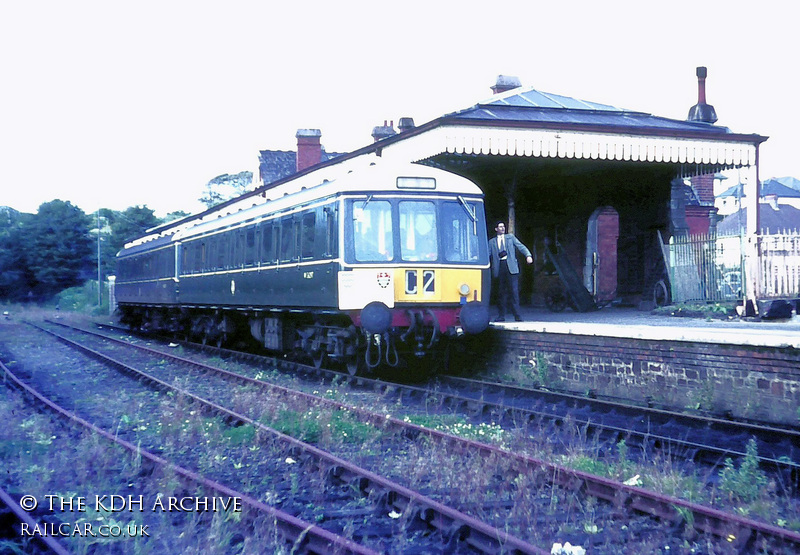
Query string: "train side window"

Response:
xmin=280 ymin=217 xmax=296 ymax=262
xmin=301 ymin=212 xmax=315 ymax=259
xmin=245 ymin=226 xmax=257 ymax=267
xmin=235 ymin=229 xmax=246 ymax=268
xmin=182 ymin=244 xmax=192 ymax=275
xmin=218 ymin=234 xmax=228 ymax=269
xmin=261 ymin=223 xmax=275 ymax=264
xmin=207 ymin=237 xmax=216 ymax=270
xmin=324 ymin=205 xmax=338 ymax=258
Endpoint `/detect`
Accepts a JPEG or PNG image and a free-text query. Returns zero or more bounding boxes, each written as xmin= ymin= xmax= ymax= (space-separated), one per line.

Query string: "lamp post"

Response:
xmin=97 ymin=209 xmax=102 ymax=307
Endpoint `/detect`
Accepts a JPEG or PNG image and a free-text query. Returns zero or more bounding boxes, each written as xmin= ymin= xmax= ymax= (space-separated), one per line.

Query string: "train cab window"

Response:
xmin=301 ymin=212 xmax=315 ymax=259
xmin=353 ymin=200 xmax=393 ymax=262
xmin=399 ymin=201 xmax=437 ymax=262
xmin=261 ymin=223 xmax=275 ymax=264
xmin=280 ymin=217 xmax=297 ymax=262
xmin=442 ymin=200 xmax=483 ymax=263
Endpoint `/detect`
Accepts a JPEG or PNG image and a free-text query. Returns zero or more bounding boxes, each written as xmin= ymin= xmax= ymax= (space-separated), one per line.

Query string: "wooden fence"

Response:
xmin=666 ymin=230 xmax=800 ymax=303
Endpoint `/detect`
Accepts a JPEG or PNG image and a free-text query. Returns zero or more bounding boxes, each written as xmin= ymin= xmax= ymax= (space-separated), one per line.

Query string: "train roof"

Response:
xmin=120 ymin=157 xmax=482 ymax=252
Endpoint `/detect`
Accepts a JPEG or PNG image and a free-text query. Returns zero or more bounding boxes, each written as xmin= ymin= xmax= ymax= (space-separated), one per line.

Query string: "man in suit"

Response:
xmin=489 ymin=221 xmax=533 ymax=322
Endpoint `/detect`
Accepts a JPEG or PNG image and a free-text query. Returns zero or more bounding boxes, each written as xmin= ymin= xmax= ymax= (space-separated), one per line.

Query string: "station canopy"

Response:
xmin=370 ymin=85 xmax=766 ymax=179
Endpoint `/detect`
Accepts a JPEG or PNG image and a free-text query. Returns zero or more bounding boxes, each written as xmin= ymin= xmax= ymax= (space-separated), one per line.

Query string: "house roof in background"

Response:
xmin=772 ymin=176 xmax=800 ymax=192
xmin=717 ymin=203 xmax=800 ymax=234
xmin=718 ymin=182 xmax=745 ymax=199
xmin=258 ymin=149 xmax=343 ymax=186
xmin=762 ymin=178 xmax=800 ymax=197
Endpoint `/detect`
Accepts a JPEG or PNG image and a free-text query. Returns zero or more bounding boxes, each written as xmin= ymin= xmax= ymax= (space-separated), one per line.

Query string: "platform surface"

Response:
xmin=490 ymin=306 xmax=800 ymax=349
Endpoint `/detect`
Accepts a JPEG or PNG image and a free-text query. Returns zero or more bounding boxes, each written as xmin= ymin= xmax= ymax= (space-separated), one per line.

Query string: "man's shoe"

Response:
xmin=514 ymin=316 xmax=523 ymax=322
xmin=494 ymin=317 xmax=505 ymax=322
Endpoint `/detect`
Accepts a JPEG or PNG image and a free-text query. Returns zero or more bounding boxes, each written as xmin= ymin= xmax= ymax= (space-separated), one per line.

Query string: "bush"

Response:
xmin=54 ymin=281 xmax=109 ymax=315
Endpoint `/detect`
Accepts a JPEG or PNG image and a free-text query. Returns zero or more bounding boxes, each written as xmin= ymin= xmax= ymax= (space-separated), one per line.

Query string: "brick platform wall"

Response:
xmin=487 ymin=329 xmax=800 ymax=424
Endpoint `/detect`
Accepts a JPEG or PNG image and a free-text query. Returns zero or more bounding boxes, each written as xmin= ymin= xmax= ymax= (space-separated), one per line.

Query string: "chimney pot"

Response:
xmin=398 ymin=117 xmax=415 ymax=132
xmin=491 ymin=75 xmax=522 ymax=95
xmin=687 ymin=66 xmax=717 ymax=124
xmin=372 ymin=120 xmax=397 ymax=142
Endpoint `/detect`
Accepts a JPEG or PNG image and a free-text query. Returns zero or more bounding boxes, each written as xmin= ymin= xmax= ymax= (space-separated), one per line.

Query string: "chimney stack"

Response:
xmin=372 ymin=120 xmax=397 ymax=142
xmin=687 ymin=66 xmax=718 ymax=124
xmin=296 ymin=129 xmax=322 ymax=172
xmin=491 ymin=75 xmax=521 ymax=95
xmin=398 ymin=117 xmax=415 ymax=133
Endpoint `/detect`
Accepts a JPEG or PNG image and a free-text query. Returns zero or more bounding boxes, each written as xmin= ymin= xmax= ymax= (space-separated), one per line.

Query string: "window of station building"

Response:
xmin=399 ymin=201 xmax=437 ymax=262
xmin=279 ymin=217 xmax=297 ymax=262
xmin=301 ymin=212 xmax=315 ymax=259
xmin=442 ymin=200 xmax=482 ymax=263
xmin=353 ymin=200 xmax=393 ymax=262
xmin=261 ymin=223 xmax=275 ymax=264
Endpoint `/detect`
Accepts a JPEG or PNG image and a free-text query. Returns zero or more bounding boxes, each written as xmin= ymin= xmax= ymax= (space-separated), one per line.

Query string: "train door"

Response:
xmin=583 ymin=206 xmax=619 ymax=305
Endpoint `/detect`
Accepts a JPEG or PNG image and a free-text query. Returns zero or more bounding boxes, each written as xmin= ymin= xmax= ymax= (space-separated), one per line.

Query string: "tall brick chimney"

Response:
xmin=690 ymin=173 xmax=715 ymax=205
xmin=296 ymin=129 xmax=322 ymax=172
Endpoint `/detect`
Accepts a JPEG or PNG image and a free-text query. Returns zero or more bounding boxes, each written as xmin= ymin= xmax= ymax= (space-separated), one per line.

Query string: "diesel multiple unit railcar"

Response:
xmin=115 ymin=157 xmax=491 ymax=373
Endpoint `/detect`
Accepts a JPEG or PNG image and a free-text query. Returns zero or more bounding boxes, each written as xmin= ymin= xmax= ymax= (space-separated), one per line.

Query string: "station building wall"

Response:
xmin=486 ymin=328 xmax=800 ymax=425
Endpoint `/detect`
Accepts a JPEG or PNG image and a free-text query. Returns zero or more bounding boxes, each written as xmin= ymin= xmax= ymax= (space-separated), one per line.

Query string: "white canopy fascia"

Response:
xmin=380 ymin=125 xmax=757 ymax=169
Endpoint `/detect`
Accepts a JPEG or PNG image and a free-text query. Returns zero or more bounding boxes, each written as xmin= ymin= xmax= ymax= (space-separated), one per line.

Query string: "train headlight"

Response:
xmin=458 ymin=283 xmax=471 ymax=296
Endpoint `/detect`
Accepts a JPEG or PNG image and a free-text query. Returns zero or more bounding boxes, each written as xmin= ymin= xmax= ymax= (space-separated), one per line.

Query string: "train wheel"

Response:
xmin=216 ymin=333 xmax=227 ymax=349
xmin=312 ymin=350 xmax=327 ymax=370
xmin=345 ymin=355 xmax=361 ymax=376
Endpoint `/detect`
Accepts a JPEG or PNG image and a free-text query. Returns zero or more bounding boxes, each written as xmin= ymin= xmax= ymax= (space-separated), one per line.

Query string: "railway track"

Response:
xmin=14 ymin=320 xmax=547 ymax=554
xmin=0 ymin=484 xmax=71 ymax=555
xmin=32 ymin=319 xmax=800 ymax=553
xmin=433 ymin=375 xmax=800 ymax=476
xmin=0 ymin=357 xmax=377 ymax=554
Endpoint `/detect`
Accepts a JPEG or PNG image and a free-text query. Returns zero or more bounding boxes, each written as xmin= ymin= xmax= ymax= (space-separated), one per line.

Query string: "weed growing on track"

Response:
xmin=718 ymin=438 xmax=768 ymax=504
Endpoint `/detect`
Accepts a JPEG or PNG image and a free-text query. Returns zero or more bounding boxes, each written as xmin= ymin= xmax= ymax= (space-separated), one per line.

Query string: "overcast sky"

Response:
xmin=1 ymin=1 xmax=797 ymax=216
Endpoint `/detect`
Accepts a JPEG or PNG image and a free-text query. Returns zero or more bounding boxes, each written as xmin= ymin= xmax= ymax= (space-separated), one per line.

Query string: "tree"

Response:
xmin=0 ymin=207 xmax=31 ymax=301
xmin=164 ymin=210 xmax=190 ymax=223
xmin=100 ymin=206 xmax=160 ymax=277
xmin=20 ymin=200 xmax=93 ymax=299
xmin=199 ymin=171 xmax=253 ymax=208
xmin=108 ymin=205 xmax=161 ymax=249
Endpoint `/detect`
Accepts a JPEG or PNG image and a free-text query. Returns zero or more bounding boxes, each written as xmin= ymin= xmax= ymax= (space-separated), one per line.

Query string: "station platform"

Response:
xmin=489 ymin=305 xmax=800 ymax=349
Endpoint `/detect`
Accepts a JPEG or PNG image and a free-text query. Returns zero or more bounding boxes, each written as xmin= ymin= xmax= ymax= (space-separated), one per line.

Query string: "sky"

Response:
xmin=1 ymin=1 xmax=797 ymax=217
